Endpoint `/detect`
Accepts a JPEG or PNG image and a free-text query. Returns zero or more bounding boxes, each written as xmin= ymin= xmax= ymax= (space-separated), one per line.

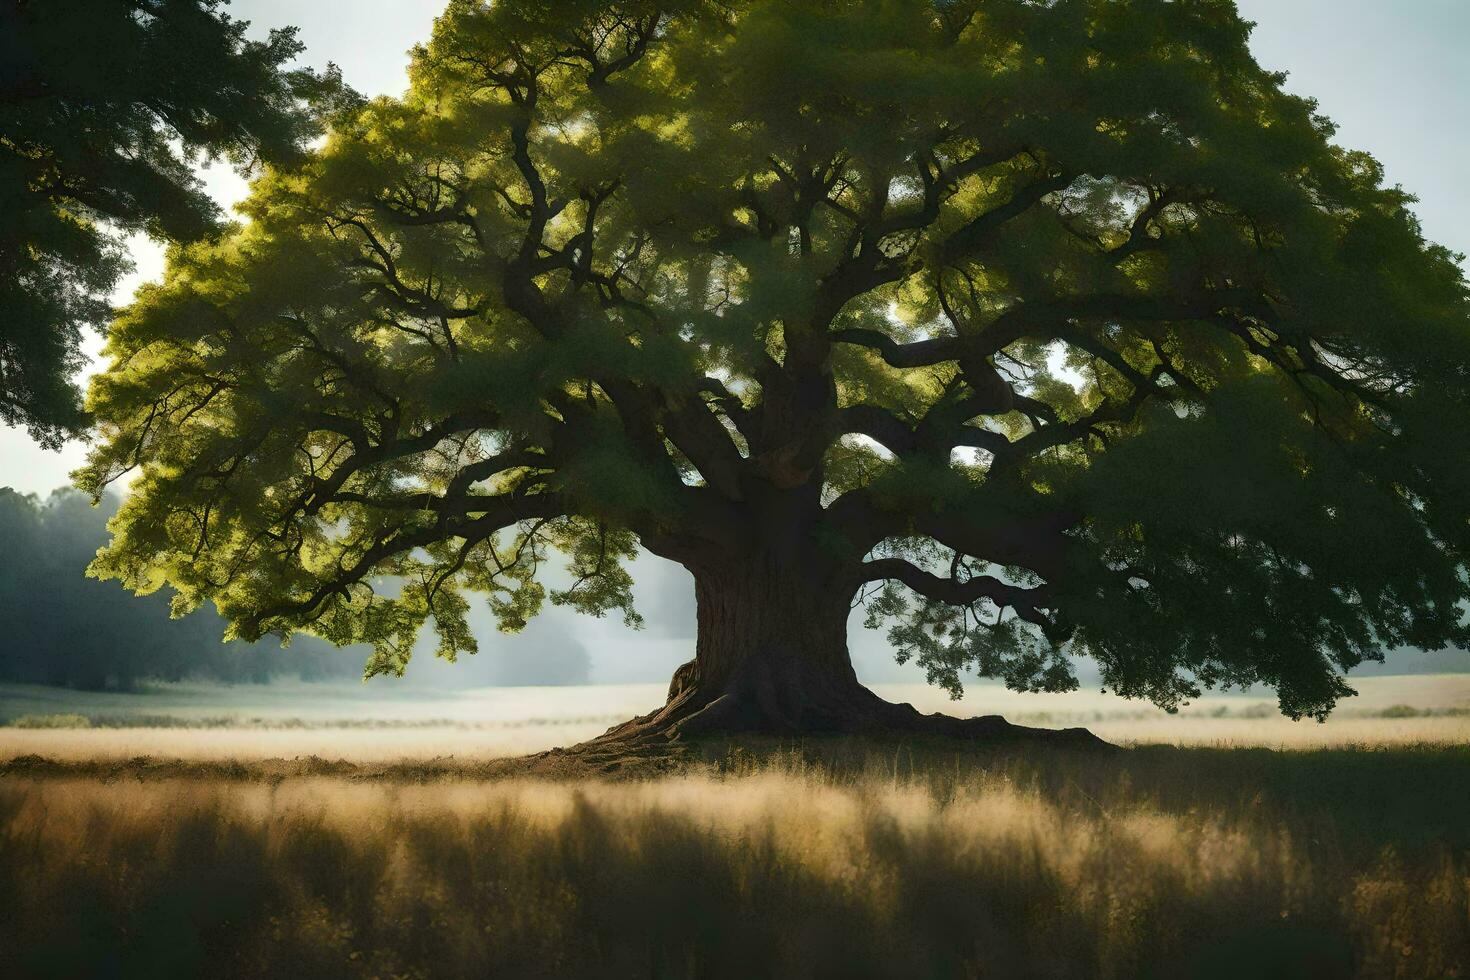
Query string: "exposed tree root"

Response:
xmin=578 ymin=659 xmax=1115 ymax=754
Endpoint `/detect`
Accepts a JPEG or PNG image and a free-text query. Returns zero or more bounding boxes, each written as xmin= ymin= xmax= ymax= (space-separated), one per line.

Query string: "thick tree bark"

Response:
xmin=591 ymin=546 xmax=1110 ymax=750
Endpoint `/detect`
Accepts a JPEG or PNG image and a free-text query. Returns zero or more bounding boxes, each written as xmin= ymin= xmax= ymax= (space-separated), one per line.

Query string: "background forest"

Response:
xmin=0 ymin=488 xmax=364 ymax=688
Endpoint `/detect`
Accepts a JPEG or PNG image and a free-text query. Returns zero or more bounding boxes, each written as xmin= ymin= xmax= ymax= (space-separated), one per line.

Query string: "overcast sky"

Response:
xmin=2 ymin=1 xmax=1467 ymax=683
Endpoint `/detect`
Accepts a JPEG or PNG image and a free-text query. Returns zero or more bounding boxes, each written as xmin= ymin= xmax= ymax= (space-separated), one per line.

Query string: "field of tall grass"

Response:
xmin=3 ymin=674 xmax=1468 ymax=761
xmin=2 ymin=675 xmax=1466 ymax=977
xmin=3 ymin=739 xmax=1468 ymax=980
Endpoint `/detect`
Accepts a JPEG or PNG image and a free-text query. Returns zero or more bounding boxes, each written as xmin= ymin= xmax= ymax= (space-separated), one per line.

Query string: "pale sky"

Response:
xmin=2 ymin=1 xmax=1467 ymax=683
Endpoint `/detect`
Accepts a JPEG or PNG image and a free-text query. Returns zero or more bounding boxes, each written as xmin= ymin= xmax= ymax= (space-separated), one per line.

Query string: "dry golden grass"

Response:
xmin=2 ymin=740 xmax=1467 ymax=980
xmin=2 ymin=711 xmax=1467 ymax=764
xmin=3 ymin=713 xmax=1468 ymax=767
xmin=3 ymin=673 xmax=1466 ymax=762
xmin=0 ymin=723 xmax=617 ymax=762
xmin=3 ymin=675 xmax=1466 ymax=977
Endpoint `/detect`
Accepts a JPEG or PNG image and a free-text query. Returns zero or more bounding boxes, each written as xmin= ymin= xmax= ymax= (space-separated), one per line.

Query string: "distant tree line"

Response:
xmin=0 ymin=488 xmax=363 ymax=690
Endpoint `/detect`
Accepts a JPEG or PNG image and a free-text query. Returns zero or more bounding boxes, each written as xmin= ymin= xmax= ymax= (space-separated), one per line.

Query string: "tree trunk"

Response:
xmin=592 ymin=549 xmax=1110 ymax=750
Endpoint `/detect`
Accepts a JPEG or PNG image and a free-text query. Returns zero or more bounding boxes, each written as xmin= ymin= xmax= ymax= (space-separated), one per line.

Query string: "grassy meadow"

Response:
xmin=2 ymin=675 xmax=1468 ymax=979
xmin=3 ymin=673 xmax=1468 ymax=760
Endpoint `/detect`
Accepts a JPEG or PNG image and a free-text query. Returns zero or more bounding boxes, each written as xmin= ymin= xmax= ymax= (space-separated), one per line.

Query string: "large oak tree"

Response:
xmin=80 ymin=0 xmax=1470 ymax=742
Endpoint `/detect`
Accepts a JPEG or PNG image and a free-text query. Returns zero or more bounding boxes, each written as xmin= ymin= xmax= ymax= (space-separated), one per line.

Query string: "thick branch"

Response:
xmin=941 ymin=171 xmax=1074 ymax=260
xmin=859 ymin=557 xmax=1052 ymax=612
xmin=840 ymin=403 xmax=1010 ymax=458
xmin=833 ymin=288 xmax=1265 ymax=369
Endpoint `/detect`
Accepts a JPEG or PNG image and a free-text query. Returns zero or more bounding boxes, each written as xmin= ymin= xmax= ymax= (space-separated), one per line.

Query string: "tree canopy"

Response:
xmin=80 ymin=0 xmax=1470 ymax=729
xmin=0 ymin=0 xmax=353 ymax=446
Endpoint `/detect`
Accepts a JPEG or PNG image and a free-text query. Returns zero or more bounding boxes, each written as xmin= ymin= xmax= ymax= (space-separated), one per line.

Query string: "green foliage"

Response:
xmin=0 ymin=0 xmax=355 ymax=445
xmin=80 ymin=0 xmax=1470 ymax=717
